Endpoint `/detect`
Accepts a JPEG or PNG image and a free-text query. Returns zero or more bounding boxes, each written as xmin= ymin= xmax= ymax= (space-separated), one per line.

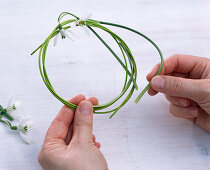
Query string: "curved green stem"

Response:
xmin=31 ymin=12 xmax=164 ymax=117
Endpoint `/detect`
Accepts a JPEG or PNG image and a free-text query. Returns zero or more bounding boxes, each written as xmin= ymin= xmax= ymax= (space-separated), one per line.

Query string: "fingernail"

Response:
xmin=189 ymin=108 xmax=197 ymax=117
xmin=179 ymin=99 xmax=187 ymax=106
xmin=151 ymin=76 xmax=165 ymax=89
xmin=79 ymin=101 xmax=92 ymax=115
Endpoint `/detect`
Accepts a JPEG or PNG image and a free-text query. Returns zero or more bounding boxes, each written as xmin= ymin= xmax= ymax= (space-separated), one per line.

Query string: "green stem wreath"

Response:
xmin=31 ymin=12 xmax=164 ymax=118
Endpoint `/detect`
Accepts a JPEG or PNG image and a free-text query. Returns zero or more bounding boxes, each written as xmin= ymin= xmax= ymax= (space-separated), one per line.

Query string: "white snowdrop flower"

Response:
xmin=6 ymin=99 xmax=21 ymax=113
xmin=77 ymin=13 xmax=92 ymax=26
xmin=6 ymin=99 xmax=22 ymax=120
xmin=70 ymin=13 xmax=92 ymax=36
xmin=17 ymin=117 xmax=33 ymax=144
xmin=54 ymin=28 xmax=74 ymax=46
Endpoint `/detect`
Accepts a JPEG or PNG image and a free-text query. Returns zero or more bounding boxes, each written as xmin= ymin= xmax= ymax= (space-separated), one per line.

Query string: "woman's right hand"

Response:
xmin=147 ymin=54 xmax=210 ymax=133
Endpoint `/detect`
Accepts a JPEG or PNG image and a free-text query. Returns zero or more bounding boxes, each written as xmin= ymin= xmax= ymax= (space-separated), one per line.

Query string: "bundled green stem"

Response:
xmin=0 ymin=119 xmax=17 ymax=130
xmin=0 ymin=105 xmax=16 ymax=130
xmin=31 ymin=12 xmax=164 ymax=118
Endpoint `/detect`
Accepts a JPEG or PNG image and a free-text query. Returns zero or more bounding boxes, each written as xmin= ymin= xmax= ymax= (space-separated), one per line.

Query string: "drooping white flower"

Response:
xmin=54 ymin=28 xmax=74 ymax=46
xmin=76 ymin=13 xmax=92 ymax=26
xmin=6 ymin=98 xmax=22 ymax=120
xmin=17 ymin=117 xmax=33 ymax=144
xmin=70 ymin=13 xmax=92 ymax=36
xmin=54 ymin=13 xmax=92 ymax=46
xmin=6 ymin=99 xmax=21 ymax=113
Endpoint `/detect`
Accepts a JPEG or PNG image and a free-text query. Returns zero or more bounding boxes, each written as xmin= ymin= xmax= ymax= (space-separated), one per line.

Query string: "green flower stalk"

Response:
xmin=31 ymin=12 xmax=164 ymax=118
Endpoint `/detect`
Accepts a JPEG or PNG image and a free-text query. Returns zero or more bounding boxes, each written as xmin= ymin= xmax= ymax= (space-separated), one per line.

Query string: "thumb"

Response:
xmin=150 ymin=75 xmax=203 ymax=102
xmin=72 ymin=100 xmax=93 ymax=143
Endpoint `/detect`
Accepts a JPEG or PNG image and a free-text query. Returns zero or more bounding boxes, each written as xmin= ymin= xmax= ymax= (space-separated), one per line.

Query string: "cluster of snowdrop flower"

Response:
xmin=54 ymin=13 xmax=92 ymax=46
xmin=0 ymin=98 xmax=33 ymax=144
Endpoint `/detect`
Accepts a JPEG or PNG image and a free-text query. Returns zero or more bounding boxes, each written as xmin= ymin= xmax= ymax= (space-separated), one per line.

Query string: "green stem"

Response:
xmin=1 ymin=109 xmax=14 ymax=121
xmin=0 ymin=119 xmax=15 ymax=130
xmin=99 ymin=21 xmax=164 ymax=103
xmin=31 ymin=12 xmax=164 ymax=117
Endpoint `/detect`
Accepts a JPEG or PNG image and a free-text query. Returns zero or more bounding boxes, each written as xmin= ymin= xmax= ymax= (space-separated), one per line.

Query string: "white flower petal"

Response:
xmin=26 ymin=120 xmax=34 ymax=128
xmin=6 ymin=106 xmax=13 ymax=113
xmin=18 ymin=119 xmax=34 ymax=144
xmin=19 ymin=117 xmax=31 ymax=126
xmin=10 ymin=113 xmax=23 ymax=120
xmin=54 ymin=33 xmax=59 ymax=46
xmin=80 ymin=12 xmax=92 ymax=20
xmin=14 ymin=100 xmax=21 ymax=110
xmin=81 ymin=26 xmax=90 ymax=36
xmin=19 ymin=132 xmax=30 ymax=144
xmin=6 ymin=99 xmax=22 ymax=114
xmin=59 ymin=29 xmax=66 ymax=38
xmin=62 ymin=29 xmax=74 ymax=41
xmin=65 ymin=30 xmax=75 ymax=40
xmin=62 ymin=30 xmax=69 ymax=37
xmin=7 ymin=97 xmax=13 ymax=106
xmin=17 ymin=117 xmax=32 ymax=131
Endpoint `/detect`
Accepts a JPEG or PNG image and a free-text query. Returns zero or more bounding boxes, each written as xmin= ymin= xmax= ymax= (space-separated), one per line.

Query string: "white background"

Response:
xmin=0 ymin=0 xmax=210 ymax=170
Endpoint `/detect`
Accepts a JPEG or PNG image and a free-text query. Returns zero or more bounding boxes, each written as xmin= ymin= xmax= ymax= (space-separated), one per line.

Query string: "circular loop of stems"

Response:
xmin=31 ymin=12 xmax=164 ymax=118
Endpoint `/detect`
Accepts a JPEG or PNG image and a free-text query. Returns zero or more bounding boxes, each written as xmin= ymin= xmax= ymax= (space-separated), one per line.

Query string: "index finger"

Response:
xmin=44 ymin=94 xmax=86 ymax=144
xmin=146 ymin=54 xmax=205 ymax=81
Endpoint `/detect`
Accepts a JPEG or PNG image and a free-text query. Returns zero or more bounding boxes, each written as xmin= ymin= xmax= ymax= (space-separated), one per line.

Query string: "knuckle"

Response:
xmin=53 ymin=118 xmax=67 ymax=128
xmin=49 ymin=119 xmax=69 ymax=133
xmin=169 ymin=54 xmax=182 ymax=61
xmin=80 ymin=138 xmax=93 ymax=147
xmin=169 ymin=78 xmax=183 ymax=93
xmin=197 ymin=80 xmax=210 ymax=107
xmin=170 ymin=54 xmax=180 ymax=58
xmin=72 ymin=136 xmax=93 ymax=148
xmin=200 ymin=80 xmax=210 ymax=93
xmin=74 ymin=120 xmax=92 ymax=129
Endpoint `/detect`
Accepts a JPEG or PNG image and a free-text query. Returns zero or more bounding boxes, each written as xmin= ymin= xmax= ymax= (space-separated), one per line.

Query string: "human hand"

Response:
xmin=147 ymin=54 xmax=210 ymax=133
xmin=38 ymin=94 xmax=108 ymax=170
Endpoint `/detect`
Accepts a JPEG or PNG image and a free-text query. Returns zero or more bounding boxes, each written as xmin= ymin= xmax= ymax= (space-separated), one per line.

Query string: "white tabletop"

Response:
xmin=0 ymin=0 xmax=210 ymax=170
